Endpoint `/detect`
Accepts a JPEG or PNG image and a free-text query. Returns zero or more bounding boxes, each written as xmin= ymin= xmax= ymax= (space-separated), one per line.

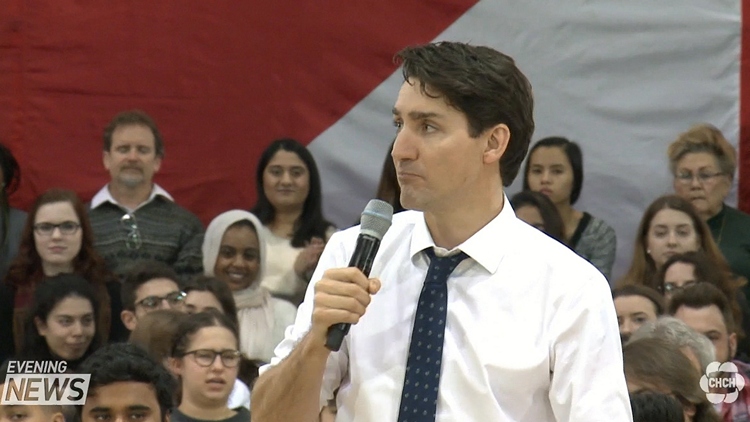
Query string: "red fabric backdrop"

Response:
xmin=0 ymin=1 xmax=477 ymax=224
xmin=0 ymin=1 xmax=747 ymax=220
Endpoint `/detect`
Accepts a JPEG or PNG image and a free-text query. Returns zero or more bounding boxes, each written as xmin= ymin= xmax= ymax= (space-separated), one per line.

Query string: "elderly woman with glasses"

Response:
xmin=0 ymin=189 xmax=123 ymax=363
xmin=668 ymin=124 xmax=750 ymax=300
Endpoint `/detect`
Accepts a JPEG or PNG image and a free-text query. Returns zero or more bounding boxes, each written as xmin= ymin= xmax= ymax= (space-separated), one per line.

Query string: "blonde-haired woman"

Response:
xmin=668 ymin=124 xmax=750 ymax=298
xmin=202 ymin=210 xmax=297 ymax=363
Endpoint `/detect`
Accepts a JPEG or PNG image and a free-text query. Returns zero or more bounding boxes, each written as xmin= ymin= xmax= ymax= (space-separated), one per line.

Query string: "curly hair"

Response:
xmin=78 ymin=343 xmax=176 ymax=422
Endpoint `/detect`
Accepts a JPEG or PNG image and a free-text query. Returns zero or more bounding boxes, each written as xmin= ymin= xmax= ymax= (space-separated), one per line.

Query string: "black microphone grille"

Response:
xmin=360 ymin=199 xmax=394 ymax=240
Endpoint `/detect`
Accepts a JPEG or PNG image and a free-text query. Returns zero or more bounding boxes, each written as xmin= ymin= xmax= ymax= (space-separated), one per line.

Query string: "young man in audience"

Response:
xmin=88 ymin=110 xmax=204 ymax=279
xmin=0 ymin=362 xmax=66 ymax=422
xmin=77 ymin=343 xmax=176 ymax=422
xmin=120 ymin=260 xmax=185 ymax=335
xmin=669 ymin=283 xmax=750 ymax=420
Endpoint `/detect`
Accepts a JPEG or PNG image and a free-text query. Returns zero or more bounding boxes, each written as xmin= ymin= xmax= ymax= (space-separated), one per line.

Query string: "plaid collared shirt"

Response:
xmin=720 ymin=360 xmax=750 ymax=422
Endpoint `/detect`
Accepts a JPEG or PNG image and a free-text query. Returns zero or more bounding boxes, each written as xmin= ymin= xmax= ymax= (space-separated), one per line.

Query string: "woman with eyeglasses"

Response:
xmin=668 ymin=124 xmax=750 ymax=300
xmin=17 ymin=274 xmax=102 ymax=369
xmin=0 ymin=143 xmax=26 ymax=281
xmin=168 ymin=310 xmax=250 ymax=422
xmin=0 ymin=189 xmax=123 ymax=364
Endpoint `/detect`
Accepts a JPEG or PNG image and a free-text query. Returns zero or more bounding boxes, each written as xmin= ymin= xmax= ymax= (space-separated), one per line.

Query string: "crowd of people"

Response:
xmin=0 ymin=40 xmax=748 ymax=421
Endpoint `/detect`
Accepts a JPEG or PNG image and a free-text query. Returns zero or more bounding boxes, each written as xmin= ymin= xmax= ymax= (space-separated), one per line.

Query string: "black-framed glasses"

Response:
xmin=33 ymin=221 xmax=81 ymax=237
xmin=135 ymin=291 xmax=186 ymax=310
xmin=662 ymin=281 xmax=698 ymax=294
xmin=182 ymin=349 xmax=242 ymax=368
xmin=120 ymin=213 xmax=142 ymax=250
xmin=674 ymin=171 xmax=725 ymax=185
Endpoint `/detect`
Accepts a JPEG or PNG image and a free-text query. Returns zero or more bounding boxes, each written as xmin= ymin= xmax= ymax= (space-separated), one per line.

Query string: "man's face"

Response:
xmin=391 ymin=79 xmax=503 ymax=214
xmin=674 ymin=304 xmax=737 ymax=363
xmin=81 ymin=382 xmax=163 ymax=422
xmin=103 ymin=124 xmax=162 ymax=189
xmin=0 ymin=384 xmax=63 ymax=422
xmin=121 ymin=278 xmax=183 ymax=331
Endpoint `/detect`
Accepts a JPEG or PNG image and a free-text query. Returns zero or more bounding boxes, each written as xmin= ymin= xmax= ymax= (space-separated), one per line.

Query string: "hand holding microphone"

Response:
xmin=308 ymin=200 xmax=394 ymax=352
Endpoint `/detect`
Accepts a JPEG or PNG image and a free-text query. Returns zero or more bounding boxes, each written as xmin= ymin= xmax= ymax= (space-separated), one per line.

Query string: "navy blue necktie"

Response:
xmin=397 ymin=248 xmax=469 ymax=422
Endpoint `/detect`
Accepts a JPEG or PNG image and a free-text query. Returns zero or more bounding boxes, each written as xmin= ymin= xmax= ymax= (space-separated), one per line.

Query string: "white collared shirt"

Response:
xmin=90 ymin=183 xmax=173 ymax=212
xmin=264 ymin=197 xmax=632 ymax=421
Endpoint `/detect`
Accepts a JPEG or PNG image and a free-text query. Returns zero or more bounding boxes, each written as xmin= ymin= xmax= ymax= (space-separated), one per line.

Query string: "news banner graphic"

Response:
xmin=1 ymin=361 xmax=90 ymax=405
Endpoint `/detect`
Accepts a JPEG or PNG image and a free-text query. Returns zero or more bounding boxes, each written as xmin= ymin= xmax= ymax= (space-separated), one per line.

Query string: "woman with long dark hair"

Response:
xmin=0 ymin=189 xmax=123 ymax=363
xmin=251 ymin=139 xmax=335 ymax=305
xmin=18 ymin=274 xmax=102 ymax=369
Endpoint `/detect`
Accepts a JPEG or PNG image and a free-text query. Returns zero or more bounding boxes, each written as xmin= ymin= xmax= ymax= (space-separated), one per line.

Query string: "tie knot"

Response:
xmin=423 ymin=248 xmax=469 ymax=277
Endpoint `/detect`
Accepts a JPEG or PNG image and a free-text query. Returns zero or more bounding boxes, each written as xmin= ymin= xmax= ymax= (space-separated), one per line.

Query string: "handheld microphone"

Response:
xmin=325 ymin=199 xmax=394 ymax=351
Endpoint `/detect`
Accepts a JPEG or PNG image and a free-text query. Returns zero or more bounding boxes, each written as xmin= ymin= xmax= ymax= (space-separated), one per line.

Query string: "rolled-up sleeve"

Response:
xmin=260 ymin=231 xmax=351 ymax=411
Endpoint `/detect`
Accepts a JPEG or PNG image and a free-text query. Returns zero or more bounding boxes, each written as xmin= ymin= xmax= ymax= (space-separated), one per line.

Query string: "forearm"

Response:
xmin=252 ymin=332 xmax=332 ymax=421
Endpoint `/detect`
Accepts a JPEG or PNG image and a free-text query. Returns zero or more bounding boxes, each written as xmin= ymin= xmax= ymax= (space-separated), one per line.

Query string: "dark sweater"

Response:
xmin=708 ymin=205 xmax=750 ymax=299
xmin=0 ymin=208 xmax=26 ymax=281
xmin=169 ymin=407 xmax=250 ymax=422
xmin=88 ymin=197 xmax=204 ymax=279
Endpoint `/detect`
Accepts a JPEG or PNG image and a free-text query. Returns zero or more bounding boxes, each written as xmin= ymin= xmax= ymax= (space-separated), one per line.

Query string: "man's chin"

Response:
xmin=118 ymin=176 xmax=148 ymax=188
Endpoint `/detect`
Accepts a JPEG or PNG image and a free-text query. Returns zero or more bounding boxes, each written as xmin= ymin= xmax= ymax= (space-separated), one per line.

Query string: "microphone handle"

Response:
xmin=325 ymin=235 xmax=381 ymax=351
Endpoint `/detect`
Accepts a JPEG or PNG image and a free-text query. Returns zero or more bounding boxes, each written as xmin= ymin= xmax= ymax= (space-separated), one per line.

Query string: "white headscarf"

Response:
xmin=202 ymin=210 xmax=274 ymax=359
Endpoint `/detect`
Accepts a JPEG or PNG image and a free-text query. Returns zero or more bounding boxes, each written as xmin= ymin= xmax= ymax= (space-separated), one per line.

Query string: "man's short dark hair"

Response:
xmin=630 ymin=392 xmax=684 ymax=422
xmin=121 ymin=260 xmax=180 ymax=310
xmin=78 ymin=343 xmax=176 ymax=422
xmin=394 ymin=41 xmax=535 ymax=186
xmin=668 ymin=282 xmax=736 ymax=334
xmin=103 ymin=110 xmax=165 ymax=158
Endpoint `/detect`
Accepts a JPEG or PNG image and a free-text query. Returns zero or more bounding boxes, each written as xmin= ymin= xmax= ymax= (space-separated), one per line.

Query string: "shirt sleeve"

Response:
xmin=260 ymin=231 xmax=351 ymax=411
xmin=581 ymin=220 xmax=617 ymax=281
xmin=547 ymin=270 xmax=633 ymax=421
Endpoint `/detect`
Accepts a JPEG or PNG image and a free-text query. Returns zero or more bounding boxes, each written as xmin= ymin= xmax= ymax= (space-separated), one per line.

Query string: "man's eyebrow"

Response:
xmin=88 ymin=405 xmax=152 ymax=412
xmin=391 ymin=108 xmax=442 ymax=120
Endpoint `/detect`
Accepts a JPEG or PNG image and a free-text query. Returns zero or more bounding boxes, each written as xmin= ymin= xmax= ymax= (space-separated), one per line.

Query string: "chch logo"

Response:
xmin=700 ymin=361 xmax=746 ymax=404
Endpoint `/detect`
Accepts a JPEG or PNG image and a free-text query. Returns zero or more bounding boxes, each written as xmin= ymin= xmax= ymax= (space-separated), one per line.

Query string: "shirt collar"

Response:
xmin=91 ymin=183 xmax=174 ymax=211
xmin=409 ymin=194 xmax=516 ymax=274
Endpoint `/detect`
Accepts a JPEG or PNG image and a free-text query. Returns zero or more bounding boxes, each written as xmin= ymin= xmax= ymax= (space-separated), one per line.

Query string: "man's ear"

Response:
xmin=120 ymin=310 xmax=138 ymax=331
xmin=729 ymin=332 xmax=738 ymax=359
xmin=50 ymin=411 xmax=65 ymax=422
xmin=103 ymin=150 xmax=111 ymax=172
xmin=483 ymin=123 xmax=510 ymax=165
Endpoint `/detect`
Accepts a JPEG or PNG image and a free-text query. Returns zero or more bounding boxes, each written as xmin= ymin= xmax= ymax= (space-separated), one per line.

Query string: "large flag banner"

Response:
xmin=0 ymin=0 xmax=746 ymax=280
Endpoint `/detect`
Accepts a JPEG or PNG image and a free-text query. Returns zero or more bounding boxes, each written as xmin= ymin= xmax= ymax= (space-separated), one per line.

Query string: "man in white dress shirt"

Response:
xmin=252 ymin=42 xmax=632 ymax=421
